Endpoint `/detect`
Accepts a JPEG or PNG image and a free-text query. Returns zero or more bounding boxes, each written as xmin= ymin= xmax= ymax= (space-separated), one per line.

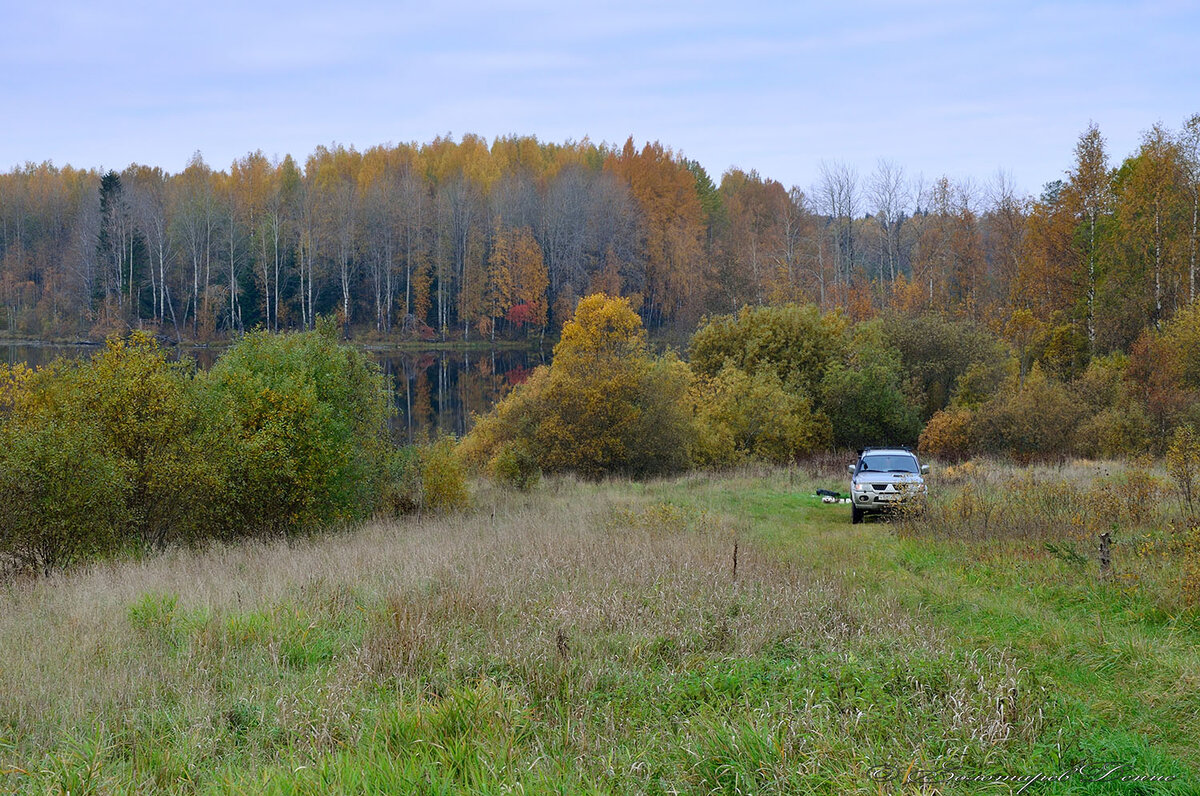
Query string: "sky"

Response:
xmin=2 ymin=0 xmax=1198 ymax=197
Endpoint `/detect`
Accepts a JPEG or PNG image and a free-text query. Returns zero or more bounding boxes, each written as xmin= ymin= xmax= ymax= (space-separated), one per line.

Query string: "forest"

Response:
xmin=1 ymin=116 xmax=1198 ymax=355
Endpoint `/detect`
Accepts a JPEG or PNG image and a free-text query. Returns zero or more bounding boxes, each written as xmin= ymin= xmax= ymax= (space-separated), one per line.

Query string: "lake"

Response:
xmin=1 ymin=342 xmax=548 ymax=443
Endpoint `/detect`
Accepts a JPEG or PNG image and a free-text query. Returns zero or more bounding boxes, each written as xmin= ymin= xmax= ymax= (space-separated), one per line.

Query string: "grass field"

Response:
xmin=1 ymin=462 xmax=1197 ymax=794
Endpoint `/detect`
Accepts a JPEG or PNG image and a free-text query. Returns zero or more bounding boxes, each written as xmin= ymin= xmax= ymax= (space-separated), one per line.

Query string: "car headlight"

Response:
xmin=853 ymin=482 xmax=868 ymax=491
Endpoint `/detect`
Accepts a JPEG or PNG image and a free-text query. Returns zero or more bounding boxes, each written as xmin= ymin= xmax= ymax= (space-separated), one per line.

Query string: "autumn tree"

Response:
xmin=981 ymin=170 xmax=1026 ymax=323
xmin=1105 ymin=125 xmax=1189 ymax=345
xmin=481 ymin=223 xmax=516 ymax=338
xmin=462 ymin=294 xmax=693 ymax=479
xmin=606 ymin=139 xmax=706 ymax=326
xmin=1016 ymin=181 xmax=1079 ymax=321
xmin=171 ymin=152 xmax=220 ymax=337
xmin=716 ymin=169 xmax=788 ymax=307
xmin=1062 ymin=123 xmax=1111 ymax=345
xmin=7 ymin=123 xmax=1200 ymax=350
xmin=96 ymin=170 xmax=142 ymax=325
xmin=311 ymin=145 xmax=362 ymax=332
xmin=1179 ymin=114 xmax=1200 ymax=304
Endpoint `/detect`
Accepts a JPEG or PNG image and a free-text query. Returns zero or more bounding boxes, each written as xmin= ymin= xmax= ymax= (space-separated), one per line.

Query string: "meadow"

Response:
xmin=1 ymin=459 xmax=1196 ymax=794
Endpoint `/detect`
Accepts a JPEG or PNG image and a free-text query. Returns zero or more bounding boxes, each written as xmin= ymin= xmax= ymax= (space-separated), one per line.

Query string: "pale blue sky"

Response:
xmin=2 ymin=0 xmax=1197 ymax=196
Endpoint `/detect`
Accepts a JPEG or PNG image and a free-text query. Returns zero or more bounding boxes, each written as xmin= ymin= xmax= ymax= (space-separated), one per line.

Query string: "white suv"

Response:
xmin=847 ymin=448 xmax=929 ymax=524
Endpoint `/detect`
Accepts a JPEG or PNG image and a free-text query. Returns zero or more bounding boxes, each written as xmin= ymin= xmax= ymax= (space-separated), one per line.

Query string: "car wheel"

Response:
xmin=851 ymin=505 xmax=864 ymax=524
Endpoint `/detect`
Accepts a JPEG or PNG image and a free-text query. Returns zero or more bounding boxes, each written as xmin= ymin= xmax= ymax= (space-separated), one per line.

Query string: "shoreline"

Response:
xmin=0 ymin=334 xmax=550 ymax=354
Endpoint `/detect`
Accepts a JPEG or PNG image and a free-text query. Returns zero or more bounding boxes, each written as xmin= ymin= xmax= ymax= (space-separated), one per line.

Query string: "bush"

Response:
xmin=0 ymin=361 xmax=34 ymax=414
xmin=918 ymin=407 xmax=975 ymax=463
xmin=878 ymin=312 xmax=1006 ymax=420
xmin=383 ymin=439 xmax=470 ymax=513
xmin=951 ymin=358 xmax=1018 ymax=410
xmin=1071 ymin=353 xmax=1130 ymax=411
xmin=1167 ymin=424 xmax=1200 ymax=515
xmin=0 ymin=418 xmax=129 ymax=574
xmin=488 ymin=441 xmax=541 ymax=490
xmin=381 ymin=445 xmax=425 ymax=514
xmin=690 ymin=364 xmax=830 ymax=467
xmin=1074 ymin=402 xmax=1154 ymax=459
xmin=2 ymin=334 xmax=216 ymax=551
xmin=972 ymin=366 xmax=1084 ymax=462
xmin=818 ymin=327 xmax=921 ymax=449
xmin=463 ymin=294 xmax=695 ymax=480
xmin=202 ymin=328 xmax=392 ymax=536
xmin=420 ymin=438 xmax=470 ymax=512
xmin=67 ymin=334 xmax=217 ymax=549
xmin=459 ymin=366 xmax=549 ymax=472
xmin=1 ymin=328 xmax=455 ymax=575
xmin=689 ymin=303 xmax=847 ymax=397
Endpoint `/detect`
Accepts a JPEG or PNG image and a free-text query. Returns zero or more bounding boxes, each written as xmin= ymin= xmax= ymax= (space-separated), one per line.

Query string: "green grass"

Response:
xmin=1 ymin=466 xmax=1197 ymax=793
xmin=654 ymin=467 xmax=1200 ymax=791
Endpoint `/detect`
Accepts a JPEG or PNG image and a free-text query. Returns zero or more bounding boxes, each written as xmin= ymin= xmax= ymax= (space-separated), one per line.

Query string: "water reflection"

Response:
xmin=2 ymin=342 xmax=548 ymax=442
xmin=376 ymin=349 xmax=547 ymax=443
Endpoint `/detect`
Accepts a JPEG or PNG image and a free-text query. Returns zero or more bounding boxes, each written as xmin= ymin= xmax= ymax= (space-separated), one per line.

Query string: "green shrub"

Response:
xmin=202 ymin=329 xmax=392 ymax=536
xmin=951 ymin=358 xmax=1018 ymax=410
xmin=818 ymin=327 xmax=921 ymax=449
xmin=488 ymin=441 xmax=541 ymax=490
xmin=383 ymin=439 xmax=470 ymax=513
xmin=690 ymin=364 xmax=830 ymax=467
xmin=1074 ymin=401 xmax=1154 ymax=459
xmin=2 ymin=334 xmax=215 ymax=552
xmin=878 ymin=312 xmax=1006 ymax=420
xmin=972 ymin=366 xmax=1085 ymax=462
xmin=0 ymin=418 xmax=129 ymax=574
xmin=689 ymin=303 xmax=847 ymax=397
xmin=1071 ymin=353 xmax=1131 ymax=411
xmin=0 ymin=328 xmax=431 ymax=574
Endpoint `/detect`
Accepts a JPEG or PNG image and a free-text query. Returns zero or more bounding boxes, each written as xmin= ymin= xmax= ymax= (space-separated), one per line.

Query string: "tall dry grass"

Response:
xmin=901 ymin=458 xmax=1171 ymax=542
xmin=0 ymin=477 xmax=1047 ymax=791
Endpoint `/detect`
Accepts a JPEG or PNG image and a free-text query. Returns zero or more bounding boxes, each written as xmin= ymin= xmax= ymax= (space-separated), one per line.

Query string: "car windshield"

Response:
xmin=859 ymin=455 xmax=918 ymax=474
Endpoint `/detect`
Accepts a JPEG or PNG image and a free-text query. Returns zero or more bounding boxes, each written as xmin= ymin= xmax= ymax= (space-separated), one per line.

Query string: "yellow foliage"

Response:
xmin=382 ymin=438 xmax=470 ymax=513
xmin=421 ymin=438 xmax=470 ymax=512
xmin=0 ymin=361 xmax=34 ymax=414
xmin=462 ymin=294 xmax=693 ymax=479
xmin=919 ymin=407 xmax=975 ymax=462
xmin=938 ymin=460 xmax=982 ymax=484
xmin=690 ymin=364 xmax=830 ymax=467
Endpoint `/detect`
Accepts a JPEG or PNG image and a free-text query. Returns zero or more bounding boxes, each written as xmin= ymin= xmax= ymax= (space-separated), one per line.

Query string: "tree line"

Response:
xmin=1 ymin=118 xmax=1198 ymax=355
